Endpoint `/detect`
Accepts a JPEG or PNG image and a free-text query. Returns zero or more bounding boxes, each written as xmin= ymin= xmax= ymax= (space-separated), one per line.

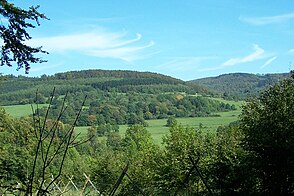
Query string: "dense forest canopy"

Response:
xmin=0 ymin=69 xmax=209 ymax=105
xmin=191 ymin=72 xmax=288 ymax=100
xmin=0 ymin=69 xmax=235 ymax=128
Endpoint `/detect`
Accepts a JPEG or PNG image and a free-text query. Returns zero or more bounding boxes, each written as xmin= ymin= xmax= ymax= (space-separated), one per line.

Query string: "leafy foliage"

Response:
xmin=1 ymin=68 xmax=293 ymax=194
xmin=0 ymin=109 xmax=35 ymax=192
xmin=0 ymin=0 xmax=48 ymax=73
xmin=240 ymin=76 xmax=294 ymax=195
xmin=0 ymin=70 xmax=211 ymax=105
xmin=0 ymin=70 xmax=234 ymax=127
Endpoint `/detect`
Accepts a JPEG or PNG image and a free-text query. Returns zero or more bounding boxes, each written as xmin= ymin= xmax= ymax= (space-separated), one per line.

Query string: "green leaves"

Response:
xmin=0 ymin=0 xmax=48 ymax=73
xmin=240 ymin=76 xmax=294 ymax=194
xmin=0 ymin=108 xmax=35 ymax=192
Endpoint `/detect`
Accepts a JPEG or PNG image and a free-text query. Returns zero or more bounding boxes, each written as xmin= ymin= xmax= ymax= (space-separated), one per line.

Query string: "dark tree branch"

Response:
xmin=27 ymin=89 xmax=88 ymax=196
xmin=44 ymin=95 xmax=87 ymax=194
xmin=0 ymin=0 xmax=48 ymax=73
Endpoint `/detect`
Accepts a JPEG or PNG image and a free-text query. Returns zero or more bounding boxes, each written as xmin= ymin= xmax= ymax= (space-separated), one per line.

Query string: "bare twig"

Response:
xmin=28 ymin=88 xmax=56 ymax=195
xmin=44 ymin=95 xmax=87 ymax=193
xmin=27 ymin=89 xmax=88 ymax=196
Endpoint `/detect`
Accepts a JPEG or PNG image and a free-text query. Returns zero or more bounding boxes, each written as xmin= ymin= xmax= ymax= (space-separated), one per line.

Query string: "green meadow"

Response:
xmin=208 ymin=97 xmax=244 ymax=109
xmin=2 ymin=104 xmax=48 ymax=118
xmin=2 ymin=100 xmax=244 ymax=145
xmin=75 ymin=110 xmax=241 ymax=145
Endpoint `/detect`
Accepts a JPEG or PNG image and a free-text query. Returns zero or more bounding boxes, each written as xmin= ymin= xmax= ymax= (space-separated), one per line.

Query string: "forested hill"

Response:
xmin=190 ymin=72 xmax=289 ymax=100
xmin=53 ymin=69 xmax=182 ymax=81
xmin=0 ymin=69 xmax=233 ymax=127
xmin=0 ymin=69 xmax=211 ymax=105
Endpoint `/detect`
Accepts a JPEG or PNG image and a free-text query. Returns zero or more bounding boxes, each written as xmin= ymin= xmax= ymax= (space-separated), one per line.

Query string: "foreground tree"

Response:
xmin=210 ymin=125 xmax=253 ymax=194
xmin=240 ymin=74 xmax=294 ymax=195
xmin=0 ymin=0 xmax=48 ymax=73
xmin=120 ymin=125 xmax=159 ymax=195
xmin=156 ymin=122 xmax=213 ymax=194
xmin=0 ymin=109 xmax=35 ymax=194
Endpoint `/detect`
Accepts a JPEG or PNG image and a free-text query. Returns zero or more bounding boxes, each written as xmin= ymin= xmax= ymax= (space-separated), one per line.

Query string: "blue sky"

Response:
xmin=3 ymin=0 xmax=294 ymax=80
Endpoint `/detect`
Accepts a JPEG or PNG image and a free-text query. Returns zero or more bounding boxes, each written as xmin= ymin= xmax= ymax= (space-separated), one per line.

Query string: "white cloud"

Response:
xmin=261 ymin=56 xmax=277 ymax=69
xmin=30 ymin=62 xmax=64 ymax=73
xmin=200 ymin=44 xmax=266 ymax=72
xmin=222 ymin=44 xmax=264 ymax=66
xmin=28 ymin=30 xmax=154 ymax=62
xmin=199 ymin=66 xmax=222 ymax=72
xmin=289 ymin=49 xmax=294 ymax=54
xmin=239 ymin=13 xmax=294 ymax=25
xmin=158 ymin=56 xmax=215 ymax=72
xmin=88 ymin=41 xmax=155 ymax=62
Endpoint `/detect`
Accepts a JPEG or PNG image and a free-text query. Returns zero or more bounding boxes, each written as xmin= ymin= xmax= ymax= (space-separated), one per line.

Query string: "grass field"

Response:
xmin=2 ymin=99 xmax=244 ymax=145
xmin=75 ymin=110 xmax=241 ymax=145
xmin=2 ymin=104 xmax=48 ymax=118
xmin=208 ymin=97 xmax=245 ymax=109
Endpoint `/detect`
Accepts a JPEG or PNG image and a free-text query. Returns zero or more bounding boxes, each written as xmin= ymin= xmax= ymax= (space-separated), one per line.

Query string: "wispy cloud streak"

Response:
xmin=30 ymin=62 xmax=64 ymax=73
xmin=239 ymin=13 xmax=294 ymax=25
xmin=261 ymin=56 xmax=277 ymax=69
xmin=200 ymin=44 xmax=266 ymax=72
xmin=158 ymin=56 xmax=215 ymax=72
xmin=89 ymin=41 xmax=155 ymax=62
xmin=289 ymin=49 xmax=294 ymax=54
xmin=28 ymin=30 xmax=154 ymax=62
xmin=223 ymin=44 xmax=264 ymax=66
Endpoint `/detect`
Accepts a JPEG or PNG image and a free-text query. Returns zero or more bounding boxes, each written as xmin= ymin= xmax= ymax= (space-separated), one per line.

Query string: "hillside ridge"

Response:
xmin=0 ymin=69 xmax=210 ymax=105
xmin=190 ymin=72 xmax=289 ymax=99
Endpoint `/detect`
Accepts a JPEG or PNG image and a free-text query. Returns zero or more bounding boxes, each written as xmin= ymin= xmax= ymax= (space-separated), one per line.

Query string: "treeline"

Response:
xmin=91 ymin=77 xmax=181 ymax=90
xmin=34 ymin=91 xmax=236 ymax=128
xmin=0 ymin=69 xmax=212 ymax=105
xmin=53 ymin=69 xmax=184 ymax=81
xmin=1 ymin=73 xmax=293 ymax=195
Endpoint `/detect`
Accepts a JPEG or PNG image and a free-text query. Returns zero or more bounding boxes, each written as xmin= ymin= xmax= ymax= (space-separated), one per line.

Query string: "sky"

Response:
xmin=2 ymin=0 xmax=294 ymax=81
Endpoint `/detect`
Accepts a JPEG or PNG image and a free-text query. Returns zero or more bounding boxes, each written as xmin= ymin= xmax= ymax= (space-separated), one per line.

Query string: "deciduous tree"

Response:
xmin=240 ymin=74 xmax=294 ymax=195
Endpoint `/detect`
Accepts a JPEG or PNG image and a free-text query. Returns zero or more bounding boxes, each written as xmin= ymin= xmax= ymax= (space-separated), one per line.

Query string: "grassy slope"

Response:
xmin=209 ymin=97 xmax=244 ymax=109
xmin=3 ymin=104 xmax=48 ymax=118
xmin=75 ymin=109 xmax=242 ymax=145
